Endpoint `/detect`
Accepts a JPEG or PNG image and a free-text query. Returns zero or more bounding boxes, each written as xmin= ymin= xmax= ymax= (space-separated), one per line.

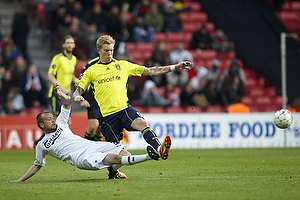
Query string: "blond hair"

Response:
xmin=96 ymin=35 xmax=115 ymax=50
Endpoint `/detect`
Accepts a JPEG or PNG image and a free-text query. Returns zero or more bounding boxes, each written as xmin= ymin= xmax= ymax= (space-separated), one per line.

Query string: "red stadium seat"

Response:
xmin=166 ymin=106 xmax=185 ymax=113
xmin=204 ymin=105 xmax=224 ymax=113
xmin=75 ymin=60 xmax=88 ymax=77
xmin=184 ymin=2 xmax=201 ymax=12
xmin=241 ymin=96 xmax=254 ymax=106
xmin=185 ymin=106 xmax=202 ymax=113
xmin=189 ymin=12 xmax=208 ymax=22
xmin=137 ymin=43 xmax=155 ymax=52
xmin=126 ymin=42 xmax=137 ymax=52
xmin=244 ymin=78 xmax=258 ymax=88
xmin=198 ymin=50 xmax=217 ymax=60
xmin=147 ymin=107 xmax=165 ymax=113
xmin=249 ymin=88 xmax=264 ymax=97
xmin=179 ymin=13 xmax=190 ymax=22
xmin=166 ymin=33 xmax=185 ymax=42
xmin=265 ymin=87 xmax=277 ymax=97
xmin=291 ymin=1 xmax=300 ymax=11
xmin=134 ymin=106 xmax=148 ymax=113
xmin=274 ymin=96 xmax=283 ymax=106
xmin=153 ymin=33 xmax=167 ymax=42
xmin=278 ymin=12 xmax=300 ymax=21
xmin=255 ymin=96 xmax=273 ymax=106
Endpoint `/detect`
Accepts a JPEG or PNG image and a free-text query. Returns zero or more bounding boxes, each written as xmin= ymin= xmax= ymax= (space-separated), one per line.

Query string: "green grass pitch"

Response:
xmin=0 ymin=148 xmax=299 ymax=200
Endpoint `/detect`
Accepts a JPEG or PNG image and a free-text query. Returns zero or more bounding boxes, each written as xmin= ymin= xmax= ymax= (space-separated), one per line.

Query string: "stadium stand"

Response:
xmin=68 ymin=0 xmax=298 ymax=113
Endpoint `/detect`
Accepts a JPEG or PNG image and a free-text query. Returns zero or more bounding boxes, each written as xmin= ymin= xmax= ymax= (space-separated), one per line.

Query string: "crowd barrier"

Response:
xmin=0 ymin=112 xmax=299 ymax=150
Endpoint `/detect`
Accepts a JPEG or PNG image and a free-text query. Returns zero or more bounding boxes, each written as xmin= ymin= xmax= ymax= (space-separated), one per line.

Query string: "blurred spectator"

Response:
xmin=0 ymin=103 xmax=6 ymax=116
xmin=5 ymin=86 xmax=25 ymax=114
xmin=180 ymin=79 xmax=210 ymax=108
xmin=157 ymin=0 xmax=171 ymax=15
xmin=87 ymin=4 xmax=107 ymax=33
xmin=201 ymin=80 xmax=219 ymax=106
xmin=70 ymin=17 xmax=90 ymax=60
xmin=19 ymin=64 xmax=49 ymax=109
xmin=190 ymin=25 xmax=213 ymax=50
xmin=44 ymin=0 xmax=59 ymax=42
xmin=11 ymin=55 xmax=27 ymax=85
xmin=151 ymin=41 xmax=170 ymax=65
xmin=127 ymin=77 xmax=143 ymax=106
xmin=166 ymin=69 xmax=188 ymax=88
xmin=56 ymin=14 xmax=72 ymax=45
xmin=172 ymin=0 xmax=191 ymax=13
xmin=0 ymin=79 xmax=6 ymax=112
xmin=169 ymin=42 xmax=193 ymax=64
xmin=141 ymin=79 xmax=171 ymax=107
xmin=133 ymin=0 xmax=152 ymax=17
xmin=212 ymin=28 xmax=235 ymax=53
xmin=69 ymin=1 xmax=86 ymax=21
xmin=190 ymin=64 xmax=208 ymax=91
xmin=146 ymin=59 xmax=167 ymax=87
xmin=88 ymin=23 xmax=100 ymax=59
xmin=167 ymin=41 xmax=192 ymax=87
xmin=106 ymin=5 xmax=126 ymax=43
xmin=206 ymin=58 xmax=221 ymax=82
xmin=133 ymin=15 xmax=154 ymax=43
xmin=0 ymin=35 xmax=17 ymax=69
xmin=224 ymin=59 xmax=246 ymax=82
xmin=11 ymin=7 xmax=32 ymax=65
xmin=221 ymin=75 xmax=245 ymax=106
xmin=163 ymin=2 xmax=182 ymax=33
xmin=144 ymin=5 xmax=164 ymax=32
xmin=101 ymin=0 xmax=115 ymax=16
xmin=2 ymin=70 xmax=13 ymax=95
xmin=163 ymin=82 xmax=180 ymax=106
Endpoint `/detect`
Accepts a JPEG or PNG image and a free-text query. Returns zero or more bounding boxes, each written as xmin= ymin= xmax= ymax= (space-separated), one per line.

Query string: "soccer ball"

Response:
xmin=273 ymin=109 xmax=293 ymax=129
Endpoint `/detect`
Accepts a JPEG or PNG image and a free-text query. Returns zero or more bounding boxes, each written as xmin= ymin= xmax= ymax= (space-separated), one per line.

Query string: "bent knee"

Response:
xmin=131 ymin=118 xmax=148 ymax=131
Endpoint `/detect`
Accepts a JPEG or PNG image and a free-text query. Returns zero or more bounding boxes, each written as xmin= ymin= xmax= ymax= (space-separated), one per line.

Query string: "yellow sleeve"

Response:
xmin=48 ymin=56 xmax=59 ymax=76
xmin=124 ymin=61 xmax=145 ymax=77
xmin=77 ymin=67 xmax=91 ymax=91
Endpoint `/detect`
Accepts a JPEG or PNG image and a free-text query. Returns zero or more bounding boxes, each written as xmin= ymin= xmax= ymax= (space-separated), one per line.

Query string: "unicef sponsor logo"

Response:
xmin=98 ymin=75 xmax=121 ymax=84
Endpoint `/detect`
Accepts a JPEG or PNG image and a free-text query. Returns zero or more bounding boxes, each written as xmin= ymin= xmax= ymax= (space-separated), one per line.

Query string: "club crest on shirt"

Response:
xmin=44 ymin=128 xmax=63 ymax=148
xmin=115 ymin=64 xmax=121 ymax=70
xmin=52 ymin=64 xmax=56 ymax=69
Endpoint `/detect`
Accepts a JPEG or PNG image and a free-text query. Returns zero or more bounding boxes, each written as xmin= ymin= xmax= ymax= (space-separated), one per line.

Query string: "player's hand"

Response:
xmin=53 ymin=83 xmax=62 ymax=95
xmin=74 ymin=95 xmax=85 ymax=102
xmin=80 ymin=100 xmax=90 ymax=108
xmin=176 ymin=61 xmax=193 ymax=70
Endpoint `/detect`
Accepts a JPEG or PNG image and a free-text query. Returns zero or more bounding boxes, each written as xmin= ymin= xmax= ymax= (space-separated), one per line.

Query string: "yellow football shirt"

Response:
xmin=78 ymin=59 xmax=145 ymax=117
xmin=48 ymin=53 xmax=77 ymax=98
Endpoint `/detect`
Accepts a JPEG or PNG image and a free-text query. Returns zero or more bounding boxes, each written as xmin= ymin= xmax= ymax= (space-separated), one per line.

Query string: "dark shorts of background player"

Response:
xmin=85 ymin=91 xmax=99 ymax=119
xmin=48 ymin=91 xmax=63 ymax=117
xmin=98 ymin=104 xmax=144 ymax=144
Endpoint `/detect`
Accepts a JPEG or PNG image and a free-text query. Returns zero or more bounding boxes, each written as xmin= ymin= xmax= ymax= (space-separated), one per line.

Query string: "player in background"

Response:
xmin=73 ymin=35 xmax=193 ymax=178
xmin=76 ymin=56 xmax=103 ymax=141
xmin=9 ymin=83 xmax=159 ymax=182
xmin=33 ymin=35 xmax=78 ymax=151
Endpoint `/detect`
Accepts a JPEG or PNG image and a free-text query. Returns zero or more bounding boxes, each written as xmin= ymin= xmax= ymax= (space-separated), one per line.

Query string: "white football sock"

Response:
xmin=121 ymin=154 xmax=148 ymax=165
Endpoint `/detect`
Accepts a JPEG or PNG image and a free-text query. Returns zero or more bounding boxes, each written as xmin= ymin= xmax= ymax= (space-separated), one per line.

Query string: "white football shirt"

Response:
xmin=34 ymin=106 xmax=123 ymax=170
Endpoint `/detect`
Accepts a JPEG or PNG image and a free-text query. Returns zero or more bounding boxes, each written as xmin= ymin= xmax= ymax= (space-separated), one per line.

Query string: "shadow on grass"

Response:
xmin=1 ymin=178 xmax=109 ymax=184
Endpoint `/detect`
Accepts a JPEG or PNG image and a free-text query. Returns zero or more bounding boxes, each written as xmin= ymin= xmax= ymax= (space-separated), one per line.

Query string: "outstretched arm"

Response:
xmin=72 ymin=86 xmax=88 ymax=103
xmin=53 ymin=83 xmax=71 ymax=110
xmin=142 ymin=61 xmax=193 ymax=76
xmin=9 ymin=165 xmax=42 ymax=182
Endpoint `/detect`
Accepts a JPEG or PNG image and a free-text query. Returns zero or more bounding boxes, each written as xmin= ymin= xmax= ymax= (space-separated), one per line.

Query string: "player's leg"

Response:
xmin=84 ymin=93 xmax=103 ymax=141
xmin=123 ymin=104 xmax=172 ymax=160
xmin=99 ymin=114 xmax=127 ymax=179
